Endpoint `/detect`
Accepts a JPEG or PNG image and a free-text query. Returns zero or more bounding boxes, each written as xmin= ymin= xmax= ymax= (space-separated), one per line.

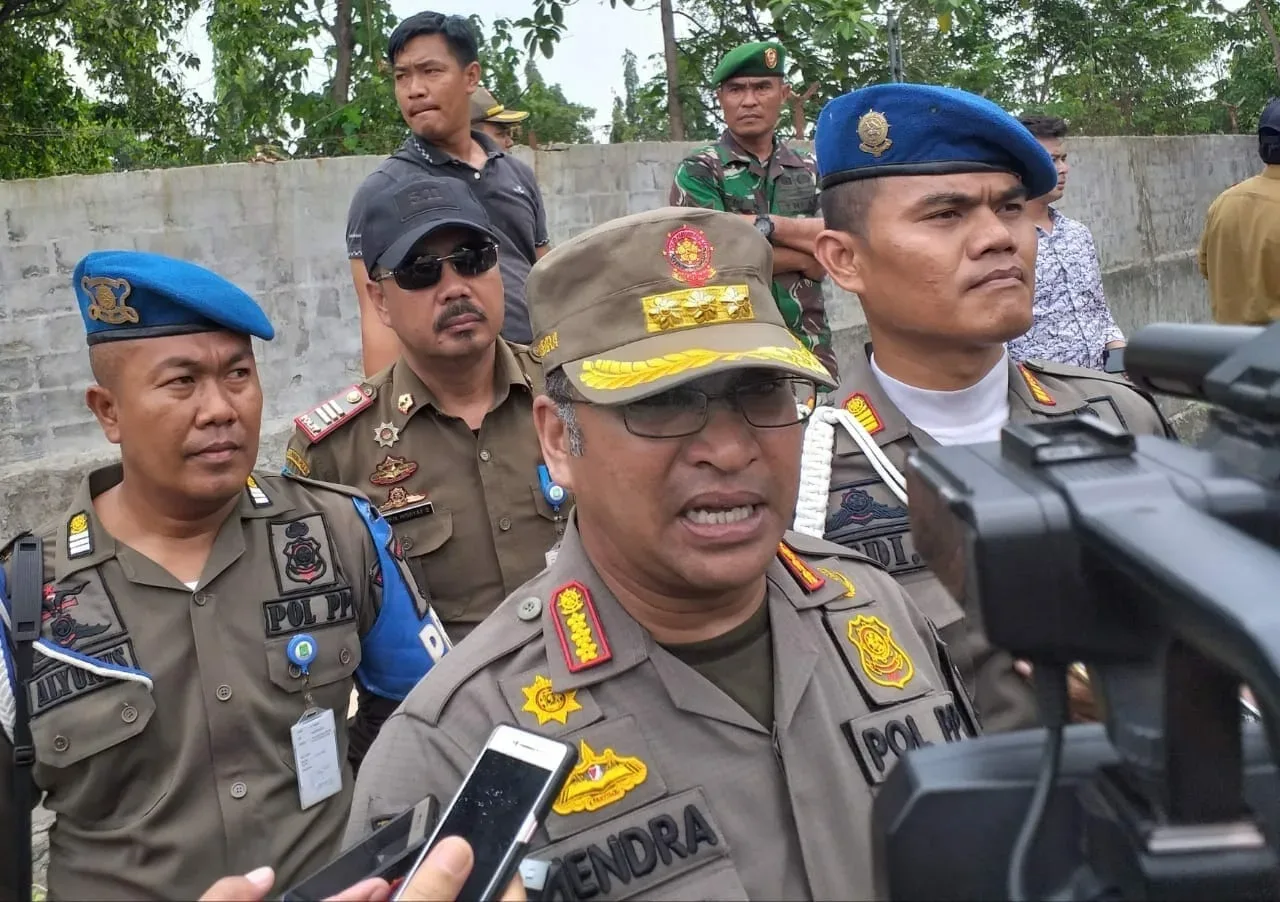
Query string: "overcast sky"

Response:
xmin=173 ymin=0 xmax=669 ymax=141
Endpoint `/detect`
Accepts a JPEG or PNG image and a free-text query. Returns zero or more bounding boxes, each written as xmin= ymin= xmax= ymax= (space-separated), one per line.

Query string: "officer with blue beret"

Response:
xmin=0 ymin=250 xmax=451 ymax=900
xmin=798 ymin=84 xmax=1174 ymax=731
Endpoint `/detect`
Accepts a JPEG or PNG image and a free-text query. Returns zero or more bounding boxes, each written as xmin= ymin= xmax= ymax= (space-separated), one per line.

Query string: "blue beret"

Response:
xmin=815 ymin=83 xmax=1058 ymax=199
xmin=73 ymin=251 xmax=274 ymax=346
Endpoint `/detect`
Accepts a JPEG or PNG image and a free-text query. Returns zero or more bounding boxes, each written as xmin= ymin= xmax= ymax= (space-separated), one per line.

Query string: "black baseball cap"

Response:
xmin=1261 ymin=98 xmax=1280 ymax=134
xmin=362 ymin=176 xmax=500 ymax=272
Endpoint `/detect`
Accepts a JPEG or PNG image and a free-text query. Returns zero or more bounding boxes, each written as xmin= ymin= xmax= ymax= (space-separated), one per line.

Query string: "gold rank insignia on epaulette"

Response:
xmin=294 ymin=385 xmax=375 ymax=442
xmin=777 ymin=541 xmax=826 ymax=592
xmin=1018 ymin=364 xmax=1056 ymax=406
xmin=550 ymin=581 xmax=613 ymax=673
xmin=245 ymin=475 xmax=271 ymax=508
xmin=843 ymin=392 xmax=884 ymax=435
xmin=67 ymin=512 xmax=93 ymax=559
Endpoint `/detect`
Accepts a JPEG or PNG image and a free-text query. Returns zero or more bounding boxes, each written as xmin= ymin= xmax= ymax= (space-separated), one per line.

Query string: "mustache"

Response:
xmin=434 ymin=299 xmax=486 ymax=333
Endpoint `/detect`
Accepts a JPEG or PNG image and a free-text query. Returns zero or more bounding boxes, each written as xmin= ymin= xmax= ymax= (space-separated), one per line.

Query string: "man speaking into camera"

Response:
xmin=341 ymin=207 xmax=980 ymax=899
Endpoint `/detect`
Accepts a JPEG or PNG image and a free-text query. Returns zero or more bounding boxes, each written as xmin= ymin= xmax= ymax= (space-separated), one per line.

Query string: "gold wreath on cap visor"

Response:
xmin=527 ymin=208 xmax=836 ymax=404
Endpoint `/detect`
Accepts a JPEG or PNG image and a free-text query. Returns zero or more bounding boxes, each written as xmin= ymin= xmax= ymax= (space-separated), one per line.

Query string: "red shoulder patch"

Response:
xmin=549 ymin=581 xmax=613 ymax=673
xmin=777 ymin=542 xmax=826 ymax=593
xmin=294 ymin=385 xmax=374 ymax=442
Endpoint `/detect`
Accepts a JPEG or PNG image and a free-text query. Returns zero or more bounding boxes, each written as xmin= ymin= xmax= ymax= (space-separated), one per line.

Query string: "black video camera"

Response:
xmin=877 ymin=321 xmax=1280 ymax=901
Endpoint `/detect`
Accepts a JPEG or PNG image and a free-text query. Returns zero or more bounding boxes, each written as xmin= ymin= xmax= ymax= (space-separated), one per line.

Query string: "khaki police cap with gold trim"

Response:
xmin=526 ymin=207 xmax=836 ymax=405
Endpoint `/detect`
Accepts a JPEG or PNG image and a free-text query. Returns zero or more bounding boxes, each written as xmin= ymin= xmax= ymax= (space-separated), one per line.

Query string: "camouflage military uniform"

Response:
xmin=670 ymin=131 xmax=837 ymax=379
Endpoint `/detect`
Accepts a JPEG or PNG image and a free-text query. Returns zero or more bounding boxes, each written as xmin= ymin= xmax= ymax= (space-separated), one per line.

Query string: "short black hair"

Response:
xmin=1019 ymin=114 xmax=1068 ymax=140
xmin=820 ymin=179 xmax=880 ymax=237
xmin=387 ymin=11 xmax=479 ymax=67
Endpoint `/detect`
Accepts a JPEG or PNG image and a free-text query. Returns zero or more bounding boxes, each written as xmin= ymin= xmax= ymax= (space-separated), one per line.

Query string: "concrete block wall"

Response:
xmin=0 ymin=135 xmax=1261 ymax=535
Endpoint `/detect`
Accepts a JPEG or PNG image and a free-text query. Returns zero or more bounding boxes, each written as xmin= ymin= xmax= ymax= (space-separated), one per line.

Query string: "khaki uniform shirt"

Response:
xmin=285 ymin=341 xmax=567 ymax=640
xmin=344 ymin=519 xmax=979 ymax=901
xmin=819 ymin=348 xmax=1174 ymax=732
xmin=1198 ymin=166 xmax=1280 ymax=325
xmin=0 ymin=466 xmax=423 ymax=900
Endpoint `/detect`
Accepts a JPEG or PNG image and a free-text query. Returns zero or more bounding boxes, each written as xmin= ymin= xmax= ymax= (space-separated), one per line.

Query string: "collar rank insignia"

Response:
xmin=552 ymin=740 xmax=647 ymax=815
xmin=550 ymin=581 xmax=613 ymax=673
xmin=817 ymin=567 xmax=856 ymax=598
xmin=847 ymin=614 xmax=915 ymax=689
xmin=843 ymin=393 xmax=884 ymax=435
xmin=294 ymin=384 xmax=375 ymax=443
xmin=397 ymin=393 xmax=414 ymax=415
xmin=1018 ymin=365 xmax=1056 ymax=406
xmin=777 ymin=542 xmax=826 ymax=593
xmin=245 ymin=475 xmax=271 ymax=508
xmin=521 ymin=674 xmax=583 ymax=726
xmin=67 ymin=512 xmax=93 ymax=559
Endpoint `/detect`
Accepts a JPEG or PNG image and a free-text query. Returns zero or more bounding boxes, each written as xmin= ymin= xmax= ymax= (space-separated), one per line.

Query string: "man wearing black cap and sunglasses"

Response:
xmin=287 ymin=176 xmax=570 ymax=668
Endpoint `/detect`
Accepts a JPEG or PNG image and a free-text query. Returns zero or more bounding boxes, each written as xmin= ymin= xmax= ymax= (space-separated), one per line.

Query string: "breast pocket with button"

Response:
xmin=31 ymin=672 xmax=166 ymax=830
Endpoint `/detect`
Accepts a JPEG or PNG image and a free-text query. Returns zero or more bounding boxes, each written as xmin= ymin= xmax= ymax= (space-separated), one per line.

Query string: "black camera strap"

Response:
xmin=8 ymin=534 xmax=41 ymax=900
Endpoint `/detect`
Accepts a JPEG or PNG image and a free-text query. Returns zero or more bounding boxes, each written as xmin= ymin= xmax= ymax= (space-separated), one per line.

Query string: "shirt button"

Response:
xmin=193 ymin=592 xmax=208 ymax=606
xmin=499 ymin=517 xmax=512 ymax=531
xmin=473 ymin=171 xmax=481 ymax=180
xmin=288 ymin=663 xmax=302 ymax=679
xmin=339 ymin=648 xmax=352 ymax=665
xmin=121 ymin=705 xmax=138 ymax=724
xmin=216 ymin=685 xmax=232 ymax=702
xmin=479 ymin=449 xmax=492 ymax=462
xmin=230 ymin=781 xmax=248 ymax=800
xmin=401 ymin=536 xmax=415 ymax=552
xmin=52 ymin=736 xmax=69 ymax=752
xmin=517 ymin=597 xmax=542 ymax=621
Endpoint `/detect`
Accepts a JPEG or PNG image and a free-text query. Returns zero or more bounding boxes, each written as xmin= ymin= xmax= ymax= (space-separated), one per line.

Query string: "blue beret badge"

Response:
xmin=858 ymin=110 xmax=893 ymax=158
xmin=82 ymin=276 xmax=140 ymax=326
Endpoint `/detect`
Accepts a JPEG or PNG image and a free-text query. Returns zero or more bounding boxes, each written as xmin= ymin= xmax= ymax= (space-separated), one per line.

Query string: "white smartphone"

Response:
xmin=392 ymin=724 xmax=578 ymax=902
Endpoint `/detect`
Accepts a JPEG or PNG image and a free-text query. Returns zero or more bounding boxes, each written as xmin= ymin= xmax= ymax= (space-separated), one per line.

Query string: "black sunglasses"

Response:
xmin=376 ymin=240 xmax=499 ymax=291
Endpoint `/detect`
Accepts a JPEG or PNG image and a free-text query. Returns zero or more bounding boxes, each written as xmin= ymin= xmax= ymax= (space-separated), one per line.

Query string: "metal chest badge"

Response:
xmin=847 ymin=614 xmax=915 ymax=689
xmin=552 ymin=740 xmax=648 ymax=815
xmin=373 ymin=422 xmax=401 ymax=448
xmin=857 ymin=109 xmax=893 ymax=158
xmin=370 ymin=455 xmax=418 ymax=486
xmin=550 ymin=582 xmax=613 ymax=673
xmin=664 ymin=226 xmax=717 ymax=288
xmin=520 ymin=674 xmax=582 ymax=726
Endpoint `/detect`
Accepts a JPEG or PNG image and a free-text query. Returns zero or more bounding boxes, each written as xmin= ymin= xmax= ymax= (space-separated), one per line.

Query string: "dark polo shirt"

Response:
xmin=346 ymin=131 xmax=549 ymax=344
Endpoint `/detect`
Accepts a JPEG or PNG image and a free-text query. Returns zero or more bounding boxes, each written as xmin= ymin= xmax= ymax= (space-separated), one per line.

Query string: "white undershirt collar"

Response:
xmin=870 ymin=352 xmax=1011 ymax=446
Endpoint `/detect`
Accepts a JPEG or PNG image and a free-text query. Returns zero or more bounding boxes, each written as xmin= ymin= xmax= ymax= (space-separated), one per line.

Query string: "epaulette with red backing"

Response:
xmin=294 ymin=385 xmax=375 ymax=443
xmin=842 ymin=392 xmax=884 ymax=435
xmin=1017 ymin=364 xmax=1056 ymax=407
xmin=777 ymin=541 xmax=826 ymax=593
xmin=549 ymin=581 xmax=613 ymax=673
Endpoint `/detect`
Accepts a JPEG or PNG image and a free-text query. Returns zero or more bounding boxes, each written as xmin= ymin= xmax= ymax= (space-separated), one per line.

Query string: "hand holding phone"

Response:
xmin=393 ymin=725 xmax=578 ymax=902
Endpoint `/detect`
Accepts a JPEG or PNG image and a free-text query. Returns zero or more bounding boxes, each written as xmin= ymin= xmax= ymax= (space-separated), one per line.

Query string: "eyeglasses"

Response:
xmin=376 ymin=241 xmax=498 ymax=292
xmin=612 ymin=377 xmax=817 ymax=439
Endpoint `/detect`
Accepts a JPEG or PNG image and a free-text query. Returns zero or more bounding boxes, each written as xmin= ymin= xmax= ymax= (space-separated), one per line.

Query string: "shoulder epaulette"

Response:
xmin=293 ymin=384 xmax=375 ymax=443
xmin=779 ymin=531 xmax=886 ymax=573
xmin=277 ymin=470 xmax=373 ymax=502
xmin=1022 ymin=358 xmax=1135 ymax=390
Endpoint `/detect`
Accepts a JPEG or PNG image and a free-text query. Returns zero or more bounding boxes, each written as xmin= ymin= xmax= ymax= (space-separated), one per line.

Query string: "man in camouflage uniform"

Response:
xmin=670 ymin=41 xmax=837 ymax=380
xmin=800 ymin=83 xmax=1175 ymax=732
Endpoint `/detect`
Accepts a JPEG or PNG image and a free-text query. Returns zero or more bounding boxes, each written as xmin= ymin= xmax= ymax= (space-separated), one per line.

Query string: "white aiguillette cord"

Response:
xmin=794 ymin=405 xmax=908 ymax=539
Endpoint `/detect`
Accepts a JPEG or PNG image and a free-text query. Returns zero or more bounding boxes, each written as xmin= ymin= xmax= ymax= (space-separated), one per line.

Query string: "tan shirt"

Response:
xmin=1199 ymin=166 xmax=1280 ymax=325
xmin=818 ymin=348 xmax=1173 ymax=732
xmin=285 ymin=341 xmax=568 ymax=637
xmin=344 ymin=518 xmax=979 ymax=901
xmin=0 ymin=466 xmax=423 ymax=900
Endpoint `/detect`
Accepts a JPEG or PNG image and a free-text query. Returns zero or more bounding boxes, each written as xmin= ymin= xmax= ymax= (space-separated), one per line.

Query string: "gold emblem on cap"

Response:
xmin=857 ymin=109 xmax=893 ymax=158
xmin=643 ymin=286 xmax=754 ymax=333
xmin=82 ymin=276 xmax=141 ymax=326
xmin=764 ymin=47 xmax=779 ymax=69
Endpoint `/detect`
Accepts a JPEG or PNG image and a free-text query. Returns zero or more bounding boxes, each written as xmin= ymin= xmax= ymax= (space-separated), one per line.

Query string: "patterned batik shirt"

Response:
xmin=670 ymin=130 xmax=838 ymax=380
xmin=1006 ymin=206 xmax=1125 ymax=371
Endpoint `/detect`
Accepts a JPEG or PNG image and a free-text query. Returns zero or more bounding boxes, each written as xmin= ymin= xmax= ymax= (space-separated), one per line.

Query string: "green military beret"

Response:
xmin=712 ymin=41 xmax=786 ymax=86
